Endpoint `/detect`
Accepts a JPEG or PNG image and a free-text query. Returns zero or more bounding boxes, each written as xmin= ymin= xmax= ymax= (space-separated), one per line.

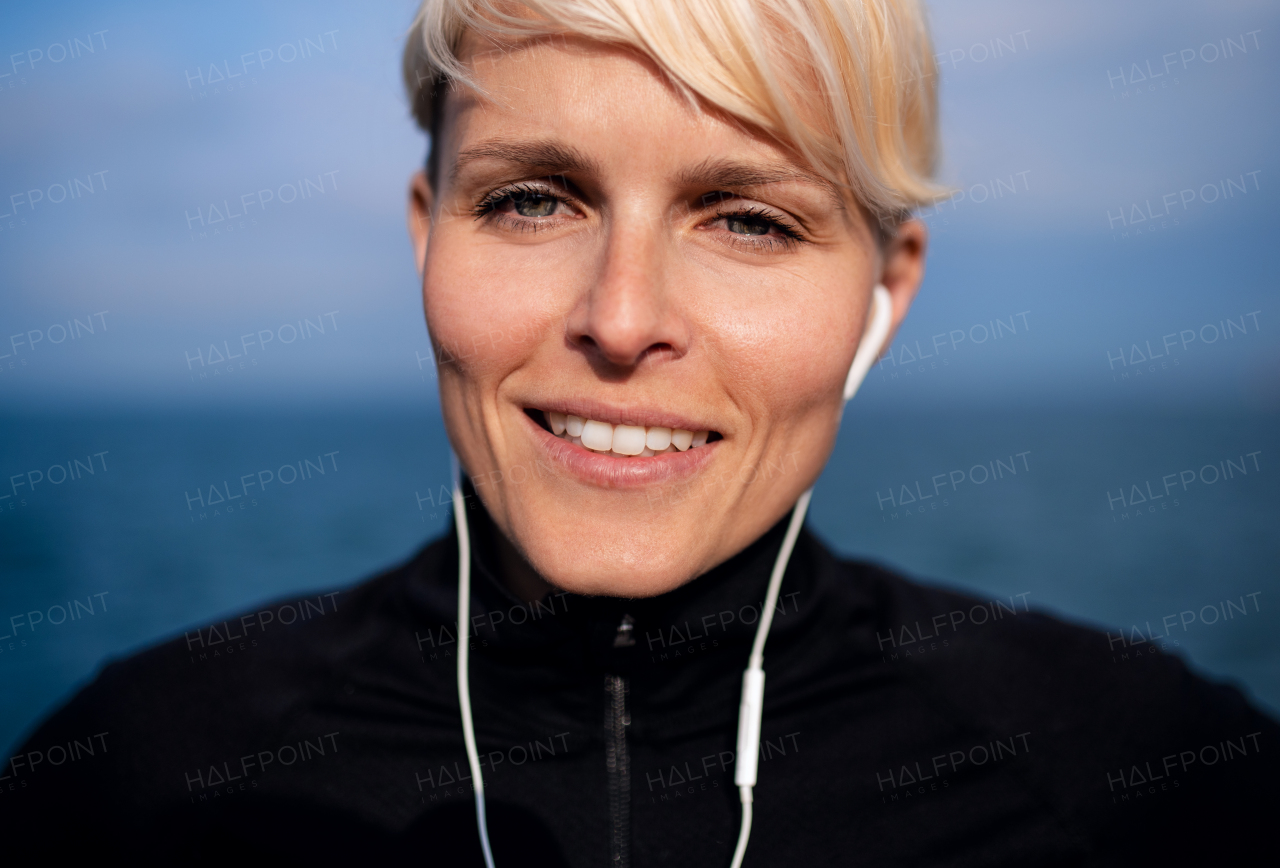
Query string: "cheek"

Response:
xmin=422 ymin=242 xmax=561 ymax=384
xmin=703 ymin=283 xmax=860 ymax=417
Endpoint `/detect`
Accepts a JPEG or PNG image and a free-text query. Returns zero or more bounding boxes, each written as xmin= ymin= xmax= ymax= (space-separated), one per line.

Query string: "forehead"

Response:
xmin=449 ymin=35 xmax=706 ymax=144
xmin=457 ymin=32 xmax=669 ymax=100
xmin=441 ymin=33 xmax=842 ymax=202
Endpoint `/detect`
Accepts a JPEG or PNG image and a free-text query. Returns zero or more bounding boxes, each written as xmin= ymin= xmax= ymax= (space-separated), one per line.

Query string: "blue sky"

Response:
xmin=1 ymin=0 xmax=1277 ymax=412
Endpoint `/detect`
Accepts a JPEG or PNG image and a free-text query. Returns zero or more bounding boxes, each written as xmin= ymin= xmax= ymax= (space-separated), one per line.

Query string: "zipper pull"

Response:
xmin=613 ymin=614 xmax=635 ymax=648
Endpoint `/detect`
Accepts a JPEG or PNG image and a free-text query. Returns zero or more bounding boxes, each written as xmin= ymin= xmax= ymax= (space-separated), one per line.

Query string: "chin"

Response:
xmin=520 ymin=524 xmax=709 ymax=598
xmin=540 ymin=567 xmax=698 ymax=599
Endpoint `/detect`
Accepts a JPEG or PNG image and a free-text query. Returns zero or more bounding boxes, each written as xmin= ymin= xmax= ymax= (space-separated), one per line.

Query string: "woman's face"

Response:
xmin=409 ymin=36 xmax=925 ymax=598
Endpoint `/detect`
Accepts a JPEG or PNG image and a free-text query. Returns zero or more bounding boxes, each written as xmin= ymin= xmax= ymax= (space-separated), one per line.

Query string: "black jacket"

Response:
xmin=3 ymin=504 xmax=1275 ymax=865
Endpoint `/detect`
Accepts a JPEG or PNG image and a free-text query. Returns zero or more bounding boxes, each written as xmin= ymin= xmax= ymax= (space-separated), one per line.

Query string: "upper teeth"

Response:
xmin=546 ymin=412 xmax=711 ymax=457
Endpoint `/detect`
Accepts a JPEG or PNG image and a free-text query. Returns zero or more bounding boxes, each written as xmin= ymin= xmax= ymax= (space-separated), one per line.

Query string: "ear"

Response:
xmin=877 ymin=218 xmax=928 ymax=347
xmin=407 ymin=170 xmax=434 ymax=276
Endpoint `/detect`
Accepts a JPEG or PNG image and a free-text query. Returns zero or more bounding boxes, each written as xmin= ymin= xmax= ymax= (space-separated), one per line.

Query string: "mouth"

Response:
xmin=524 ymin=408 xmax=722 ymax=458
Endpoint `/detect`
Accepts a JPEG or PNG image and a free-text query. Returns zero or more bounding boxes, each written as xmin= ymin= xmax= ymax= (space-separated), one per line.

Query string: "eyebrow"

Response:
xmin=449 ymin=139 xmax=843 ymax=207
xmin=678 ymin=157 xmax=844 ymax=207
xmin=450 ymin=139 xmax=600 ymax=187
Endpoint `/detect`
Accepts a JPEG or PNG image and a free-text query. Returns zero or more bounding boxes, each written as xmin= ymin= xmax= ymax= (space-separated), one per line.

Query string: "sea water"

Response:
xmin=1 ymin=408 xmax=1276 ymax=751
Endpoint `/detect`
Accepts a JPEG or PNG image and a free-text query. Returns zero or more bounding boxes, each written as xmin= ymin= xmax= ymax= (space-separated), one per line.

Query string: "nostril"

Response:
xmin=573 ymin=334 xmax=680 ymax=370
xmin=638 ymin=344 xmax=675 ymax=362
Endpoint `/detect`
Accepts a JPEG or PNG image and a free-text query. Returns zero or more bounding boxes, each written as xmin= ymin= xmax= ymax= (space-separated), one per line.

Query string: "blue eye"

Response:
xmin=725 ymin=214 xmax=773 ymax=236
xmin=472 ymin=183 xmax=567 ymax=220
xmin=711 ymin=205 xmax=806 ymax=247
xmin=509 ymin=190 xmax=559 ymax=217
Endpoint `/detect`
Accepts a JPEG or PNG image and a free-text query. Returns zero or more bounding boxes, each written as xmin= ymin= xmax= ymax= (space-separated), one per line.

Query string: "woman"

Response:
xmin=5 ymin=0 xmax=1274 ymax=864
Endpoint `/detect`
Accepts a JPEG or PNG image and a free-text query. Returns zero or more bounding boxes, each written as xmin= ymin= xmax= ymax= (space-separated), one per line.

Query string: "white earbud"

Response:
xmin=843 ymin=284 xmax=894 ymax=402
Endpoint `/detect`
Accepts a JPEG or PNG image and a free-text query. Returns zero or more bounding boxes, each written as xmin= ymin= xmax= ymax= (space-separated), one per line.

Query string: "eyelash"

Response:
xmin=471 ymin=183 xmax=808 ymax=249
xmin=712 ymin=206 xmax=806 ymax=250
xmin=470 ymin=183 xmax=563 ymax=224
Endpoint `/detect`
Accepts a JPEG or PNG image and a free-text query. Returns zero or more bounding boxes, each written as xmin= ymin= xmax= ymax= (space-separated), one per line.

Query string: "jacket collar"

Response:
xmin=458 ymin=481 xmax=819 ymax=671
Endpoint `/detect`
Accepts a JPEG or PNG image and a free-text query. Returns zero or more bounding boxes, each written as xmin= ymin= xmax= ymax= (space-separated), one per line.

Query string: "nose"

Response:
xmin=566 ymin=213 xmax=689 ymax=371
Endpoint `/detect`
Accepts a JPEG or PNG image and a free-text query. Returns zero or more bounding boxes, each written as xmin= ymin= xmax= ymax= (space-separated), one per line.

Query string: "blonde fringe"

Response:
xmin=403 ymin=0 xmax=947 ymax=222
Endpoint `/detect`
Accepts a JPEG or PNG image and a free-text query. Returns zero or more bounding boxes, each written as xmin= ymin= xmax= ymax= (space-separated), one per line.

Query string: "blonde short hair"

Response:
xmin=403 ymin=0 xmax=944 ymax=226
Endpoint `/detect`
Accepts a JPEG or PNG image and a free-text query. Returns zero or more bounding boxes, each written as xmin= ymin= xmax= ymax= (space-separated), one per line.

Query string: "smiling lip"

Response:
xmin=528 ymin=398 xmax=717 ymax=434
xmin=521 ymin=409 xmax=718 ymax=489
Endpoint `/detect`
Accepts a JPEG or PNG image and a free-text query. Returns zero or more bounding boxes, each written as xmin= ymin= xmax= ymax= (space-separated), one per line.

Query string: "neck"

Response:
xmin=462 ymin=483 xmax=560 ymax=604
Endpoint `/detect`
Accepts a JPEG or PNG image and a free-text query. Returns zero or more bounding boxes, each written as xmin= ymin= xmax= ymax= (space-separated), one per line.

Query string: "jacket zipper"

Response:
xmin=605 ymin=622 xmax=632 ymax=867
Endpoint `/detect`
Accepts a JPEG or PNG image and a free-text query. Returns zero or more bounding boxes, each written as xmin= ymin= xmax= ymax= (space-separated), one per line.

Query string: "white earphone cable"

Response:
xmin=454 ymin=286 xmax=893 ymax=868
xmin=453 ymin=456 xmax=497 ymax=868
xmin=729 ymin=285 xmax=893 ymax=867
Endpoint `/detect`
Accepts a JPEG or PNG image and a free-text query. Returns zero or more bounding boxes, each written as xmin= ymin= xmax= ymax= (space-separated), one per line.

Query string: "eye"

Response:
xmin=703 ymin=201 xmax=807 ymax=250
xmin=509 ymin=190 xmax=560 ymax=217
xmin=724 ymin=214 xmax=773 ymax=236
xmin=471 ymin=181 xmax=577 ymax=225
